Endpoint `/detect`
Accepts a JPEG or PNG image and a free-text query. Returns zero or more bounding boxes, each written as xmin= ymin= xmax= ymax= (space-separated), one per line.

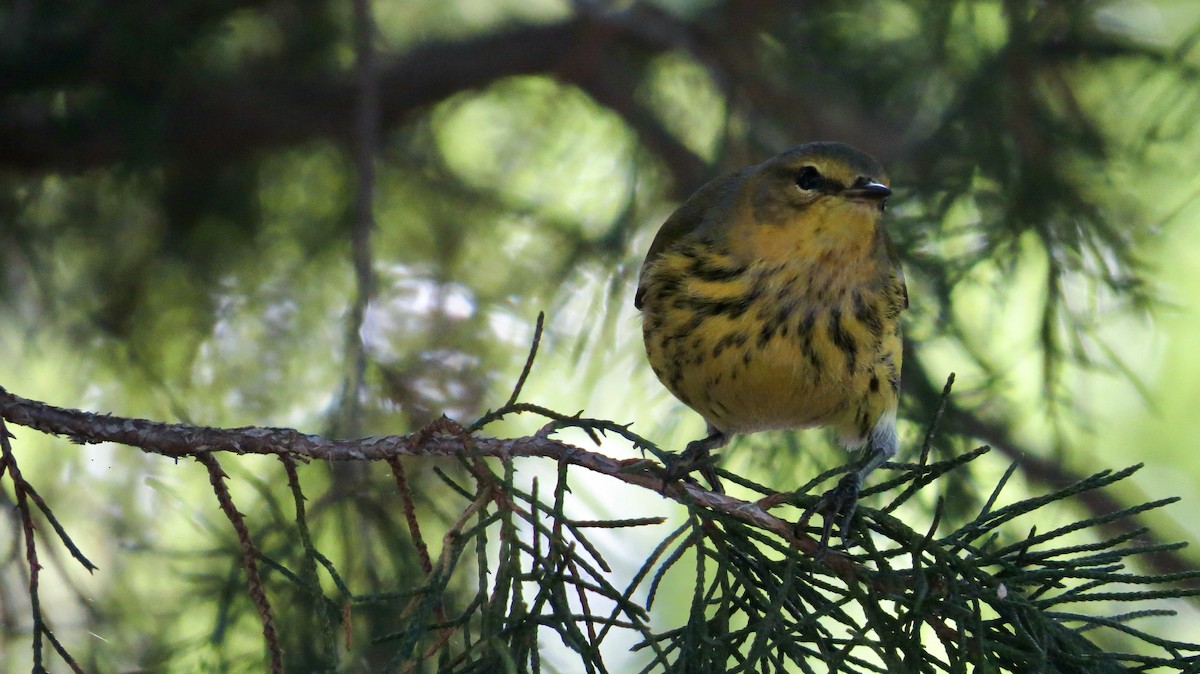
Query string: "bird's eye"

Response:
xmin=795 ymin=166 xmax=823 ymax=191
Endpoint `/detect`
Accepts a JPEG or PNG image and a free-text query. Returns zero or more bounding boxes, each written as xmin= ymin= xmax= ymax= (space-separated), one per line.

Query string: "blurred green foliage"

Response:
xmin=2 ymin=0 xmax=1200 ymax=670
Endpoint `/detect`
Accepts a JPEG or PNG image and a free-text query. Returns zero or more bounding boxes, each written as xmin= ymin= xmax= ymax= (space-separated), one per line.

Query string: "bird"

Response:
xmin=634 ymin=141 xmax=907 ymax=540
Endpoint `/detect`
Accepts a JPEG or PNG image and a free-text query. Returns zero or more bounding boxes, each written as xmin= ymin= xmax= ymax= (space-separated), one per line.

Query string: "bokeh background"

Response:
xmin=3 ymin=0 xmax=1200 ymax=670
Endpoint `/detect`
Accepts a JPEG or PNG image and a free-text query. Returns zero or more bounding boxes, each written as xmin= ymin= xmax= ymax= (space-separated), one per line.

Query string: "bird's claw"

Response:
xmin=797 ymin=472 xmax=861 ymax=549
xmin=660 ymin=453 xmax=722 ymax=493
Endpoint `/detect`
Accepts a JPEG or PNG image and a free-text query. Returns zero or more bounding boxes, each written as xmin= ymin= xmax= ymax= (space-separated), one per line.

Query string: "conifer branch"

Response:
xmin=3 ymin=345 xmax=1199 ymax=671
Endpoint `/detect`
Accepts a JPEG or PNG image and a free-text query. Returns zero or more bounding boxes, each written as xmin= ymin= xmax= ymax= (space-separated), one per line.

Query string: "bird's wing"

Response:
xmin=634 ymin=170 xmax=745 ymax=310
xmin=885 ymin=235 xmax=909 ymax=311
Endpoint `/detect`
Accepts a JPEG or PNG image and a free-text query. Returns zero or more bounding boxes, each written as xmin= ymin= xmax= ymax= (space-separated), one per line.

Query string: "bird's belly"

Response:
xmin=640 ymin=245 xmax=905 ymax=447
xmin=645 ymin=299 xmax=882 ymax=434
xmin=675 ymin=333 xmax=863 ymax=434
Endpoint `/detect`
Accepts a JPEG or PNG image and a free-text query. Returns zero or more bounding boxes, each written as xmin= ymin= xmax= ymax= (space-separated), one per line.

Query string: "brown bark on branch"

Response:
xmin=0 ymin=384 xmax=862 ymax=582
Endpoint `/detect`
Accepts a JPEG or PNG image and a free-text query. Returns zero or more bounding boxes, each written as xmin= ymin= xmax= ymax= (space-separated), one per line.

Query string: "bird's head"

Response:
xmin=748 ymin=142 xmax=891 ymax=225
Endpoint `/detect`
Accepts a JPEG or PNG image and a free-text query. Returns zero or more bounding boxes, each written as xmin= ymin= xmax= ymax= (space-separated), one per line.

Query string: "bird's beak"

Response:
xmin=843 ymin=181 xmax=891 ymax=201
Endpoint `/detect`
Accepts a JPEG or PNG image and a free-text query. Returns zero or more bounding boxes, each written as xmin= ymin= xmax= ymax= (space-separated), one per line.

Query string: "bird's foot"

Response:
xmin=660 ymin=451 xmax=723 ymax=494
xmin=656 ymin=429 xmax=728 ymax=494
xmin=797 ymin=472 xmax=861 ymax=549
xmin=660 ymin=432 xmax=726 ymax=494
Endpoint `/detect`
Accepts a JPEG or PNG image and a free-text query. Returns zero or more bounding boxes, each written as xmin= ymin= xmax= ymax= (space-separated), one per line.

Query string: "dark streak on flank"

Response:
xmin=683 ymin=292 xmax=755 ymax=320
xmin=667 ymin=314 xmax=708 ymax=347
xmin=857 ymin=408 xmax=872 ymax=438
xmin=688 ymin=256 xmax=750 ymax=284
xmin=828 ymin=307 xmax=857 ymax=374
xmin=797 ymin=310 xmax=820 ymax=369
xmin=853 ymin=290 xmax=884 ymax=341
xmin=712 ymin=331 xmax=749 ymax=359
xmin=757 ymin=319 xmax=776 ymax=348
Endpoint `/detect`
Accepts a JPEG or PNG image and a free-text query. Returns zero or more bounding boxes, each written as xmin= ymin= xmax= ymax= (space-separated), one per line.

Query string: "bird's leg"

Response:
xmin=800 ymin=430 xmax=896 ymax=548
xmin=663 ymin=425 xmax=729 ymax=493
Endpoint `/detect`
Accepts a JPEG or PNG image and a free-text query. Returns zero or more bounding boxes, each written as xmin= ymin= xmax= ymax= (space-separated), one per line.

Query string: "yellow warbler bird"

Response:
xmin=635 ymin=141 xmax=906 ymax=534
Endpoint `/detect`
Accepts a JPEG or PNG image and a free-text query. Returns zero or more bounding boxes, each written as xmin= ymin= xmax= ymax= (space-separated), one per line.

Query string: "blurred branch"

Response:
xmin=0 ymin=11 xmax=705 ymax=192
xmin=329 ymin=0 xmax=381 ymax=437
